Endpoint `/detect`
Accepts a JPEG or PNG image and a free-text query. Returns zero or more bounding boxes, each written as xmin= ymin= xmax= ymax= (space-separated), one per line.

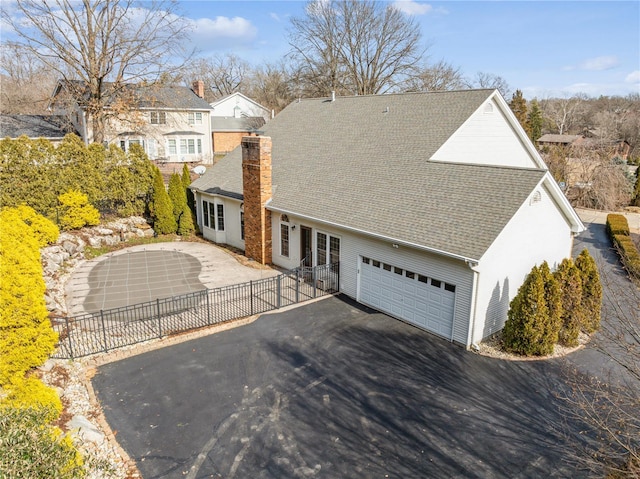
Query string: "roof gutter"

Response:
xmin=267 ymin=204 xmax=480 ymax=265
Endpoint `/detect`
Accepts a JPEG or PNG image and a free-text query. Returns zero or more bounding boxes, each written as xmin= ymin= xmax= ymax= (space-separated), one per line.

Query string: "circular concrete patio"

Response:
xmin=65 ymin=242 xmax=279 ymax=316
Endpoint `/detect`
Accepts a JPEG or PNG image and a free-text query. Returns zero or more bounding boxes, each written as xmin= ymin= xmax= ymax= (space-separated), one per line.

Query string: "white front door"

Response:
xmin=359 ymin=256 xmax=455 ymax=339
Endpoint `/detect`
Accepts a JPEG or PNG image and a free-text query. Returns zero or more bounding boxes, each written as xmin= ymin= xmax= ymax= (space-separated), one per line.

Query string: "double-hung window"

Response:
xmin=216 ymin=204 xmax=224 ymax=231
xmin=188 ymin=112 xmax=203 ymax=125
xmin=280 ymin=223 xmax=290 ymax=257
xmin=317 ymin=232 xmax=340 ymax=267
xmin=202 ymin=201 xmax=209 ymax=227
xmin=201 ymin=200 xmax=224 ymax=231
xmin=150 ymin=111 xmax=166 ymax=124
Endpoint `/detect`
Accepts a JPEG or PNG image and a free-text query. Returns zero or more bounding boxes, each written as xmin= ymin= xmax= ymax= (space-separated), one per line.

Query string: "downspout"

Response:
xmin=465 ymin=260 xmax=481 ymax=350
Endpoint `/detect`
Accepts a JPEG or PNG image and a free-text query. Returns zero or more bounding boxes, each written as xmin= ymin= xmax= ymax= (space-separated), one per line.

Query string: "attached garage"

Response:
xmin=358 ymin=256 xmax=456 ymax=340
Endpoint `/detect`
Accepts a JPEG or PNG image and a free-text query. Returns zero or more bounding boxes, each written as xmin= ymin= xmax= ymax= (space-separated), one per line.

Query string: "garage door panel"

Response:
xmin=359 ymin=257 xmax=454 ymax=340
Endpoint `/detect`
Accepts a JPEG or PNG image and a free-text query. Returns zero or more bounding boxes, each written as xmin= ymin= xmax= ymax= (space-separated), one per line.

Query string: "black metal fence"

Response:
xmin=52 ymin=263 xmax=339 ymax=359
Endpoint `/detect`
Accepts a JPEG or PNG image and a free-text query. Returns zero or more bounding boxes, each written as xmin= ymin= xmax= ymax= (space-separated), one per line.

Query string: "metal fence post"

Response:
xmin=250 ymin=280 xmax=254 ymax=315
xmin=295 ymin=268 xmax=300 ymax=303
xmin=156 ymin=298 xmax=162 ymax=338
xmin=65 ymin=316 xmax=74 ymax=359
xmin=277 ymin=275 xmax=281 ymax=308
xmin=313 ymin=265 xmax=317 ymax=298
xmin=100 ymin=310 xmax=109 ymax=353
xmin=206 ymin=290 xmax=211 ymax=325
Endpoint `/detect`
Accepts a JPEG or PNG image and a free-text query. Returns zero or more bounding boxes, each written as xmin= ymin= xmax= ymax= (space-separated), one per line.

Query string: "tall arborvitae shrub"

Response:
xmin=502 ymin=266 xmax=552 ymax=355
xmin=150 ymin=167 xmax=176 ymax=234
xmin=168 ymin=173 xmax=194 ymax=236
xmin=182 ymin=163 xmax=195 ymax=211
xmin=539 ymin=261 xmax=563 ymax=348
xmin=555 ymin=258 xmax=584 ymax=347
xmin=575 ymin=248 xmax=602 ymax=333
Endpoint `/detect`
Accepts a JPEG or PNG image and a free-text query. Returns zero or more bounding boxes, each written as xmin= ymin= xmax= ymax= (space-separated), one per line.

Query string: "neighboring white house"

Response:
xmin=50 ymin=80 xmax=214 ymax=163
xmin=190 ymin=90 xmax=585 ymax=348
xmin=209 ymin=92 xmax=272 ymax=154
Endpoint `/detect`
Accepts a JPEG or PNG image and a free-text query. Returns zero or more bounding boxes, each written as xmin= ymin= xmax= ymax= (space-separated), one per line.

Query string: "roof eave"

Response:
xmin=267 ymin=203 xmax=480 ymax=264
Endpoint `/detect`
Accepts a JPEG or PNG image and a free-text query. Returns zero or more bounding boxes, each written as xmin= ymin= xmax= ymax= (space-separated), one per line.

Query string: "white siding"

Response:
xmin=195 ymin=193 xmax=245 ymax=251
xmin=471 ymin=181 xmax=576 ymax=344
xmin=270 ymin=213 xmax=475 ymax=345
xmin=431 ymin=98 xmax=538 ymax=168
xmin=210 ymin=93 xmax=270 ymax=121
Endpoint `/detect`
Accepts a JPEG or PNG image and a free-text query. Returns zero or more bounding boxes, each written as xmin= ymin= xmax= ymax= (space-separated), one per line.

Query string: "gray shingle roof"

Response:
xmin=211 ymin=117 xmax=265 ymax=132
xmin=0 ymin=115 xmax=78 ymax=139
xmin=192 ymin=90 xmax=547 ymax=260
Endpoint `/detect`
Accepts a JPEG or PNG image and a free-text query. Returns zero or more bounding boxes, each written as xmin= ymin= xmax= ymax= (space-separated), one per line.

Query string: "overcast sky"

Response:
xmin=178 ymin=0 xmax=640 ymax=99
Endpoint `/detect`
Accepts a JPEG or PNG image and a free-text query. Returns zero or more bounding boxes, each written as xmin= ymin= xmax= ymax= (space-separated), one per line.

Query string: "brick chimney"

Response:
xmin=242 ymin=136 xmax=272 ymax=265
xmin=192 ymin=80 xmax=205 ymax=98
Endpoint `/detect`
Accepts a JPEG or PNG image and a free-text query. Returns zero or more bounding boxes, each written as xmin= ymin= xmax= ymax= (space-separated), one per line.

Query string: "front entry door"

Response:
xmin=300 ymin=226 xmax=313 ymax=266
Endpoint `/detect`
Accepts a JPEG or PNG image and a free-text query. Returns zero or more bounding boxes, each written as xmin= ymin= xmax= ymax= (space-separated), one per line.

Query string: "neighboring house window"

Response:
xmin=150 ymin=111 xmax=166 ymax=124
xmin=317 ymin=232 xmax=340 ymax=266
xmin=197 ymin=139 xmax=202 ymax=154
xmin=240 ymin=211 xmax=245 ymax=240
xmin=188 ymin=112 xmax=203 ymax=125
xmin=188 ymin=139 xmax=195 ymax=154
xmin=180 ymin=139 xmax=188 ymax=154
xmin=280 ymin=223 xmax=290 ymax=257
xmin=202 ymin=201 xmax=209 ymax=228
xmin=168 ymin=139 xmax=177 ymax=155
xmin=120 ymin=140 xmax=126 ymax=151
xmin=147 ymin=139 xmax=156 ymax=157
xmin=216 ymin=204 xmax=224 ymax=231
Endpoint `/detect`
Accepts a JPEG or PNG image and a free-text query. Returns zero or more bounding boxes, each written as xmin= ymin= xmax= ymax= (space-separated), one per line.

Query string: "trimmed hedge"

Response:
xmin=613 ymin=234 xmax=640 ymax=279
xmin=606 ymin=213 xmax=630 ymax=237
xmin=606 ymin=213 xmax=640 ymax=279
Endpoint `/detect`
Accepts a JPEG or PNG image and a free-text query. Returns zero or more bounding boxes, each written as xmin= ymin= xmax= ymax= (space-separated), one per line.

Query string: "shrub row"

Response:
xmin=502 ymin=249 xmax=602 ymax=356
xmin=607 ymin=213 xmax=640 ymax=279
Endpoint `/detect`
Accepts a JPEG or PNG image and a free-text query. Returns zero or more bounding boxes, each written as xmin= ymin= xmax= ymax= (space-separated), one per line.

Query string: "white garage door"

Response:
xmin=359 ymin=256 xmax=455 ymax=339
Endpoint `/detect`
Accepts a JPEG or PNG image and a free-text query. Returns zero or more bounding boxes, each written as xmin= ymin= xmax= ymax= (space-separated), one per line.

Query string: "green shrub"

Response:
xmin=575 ymin=249 xmax=602 ymax=333
xmin=11 ymin=205 xmax=59 ymax=247
xmin=58 ymin=190 xmax=100 ymax=230
xmin=0 ymin=207 xmax=57 ymax=386
xmin=0 ymin=405 xmax=85 ymax=479
xmin=555 ymin=258 xmax=584 ymax=347
xmin=149 ymin=167 xmax=176 ymax=235
xmin=168 ymin=172 xmax=194 ymax=236
xmin=606 ymin=213 xmax=630 ymax=237
xmin=539 ymin=261 xmax=562 ymax=346
xmin=182 ymin=163 xmax=195 ymax=211
xmin=502 ymin=266 xmax=554 ymax=356
xmin=613 ymin=234 xmax=640 ymax=279
xmin=1 ymin=376 xmax=62 ymax=423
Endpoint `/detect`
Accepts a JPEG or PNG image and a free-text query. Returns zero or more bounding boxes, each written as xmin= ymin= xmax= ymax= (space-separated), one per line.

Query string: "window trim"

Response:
xmin=280 ymin=222 xmax=290 ymax=257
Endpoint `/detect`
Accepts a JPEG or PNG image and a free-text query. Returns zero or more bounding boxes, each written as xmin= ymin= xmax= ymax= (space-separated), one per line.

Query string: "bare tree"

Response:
xmin=466 ymin=71 xmax=511 ymax=99
xmin=288 ymin=0 xmax=426 ymax=96
xmin=187 ymin=54 xmax=251 ymax=101
xmin=246 ymin=61 xmax=297 ymax=115
xmin=561 ymin=251 xmax=640 ymax=478
xmin=403 ymin=59 xmax=466 ymax=92
xmin=0 ymin=42 xmax=58 ymax=114
xmin=3 ymin=0 xmax=192 ymax=143
xmin=541 ymin=95 xmax=588 ymax=135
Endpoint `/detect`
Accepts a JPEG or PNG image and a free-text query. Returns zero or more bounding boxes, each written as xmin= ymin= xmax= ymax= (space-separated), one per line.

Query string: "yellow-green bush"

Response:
xmin=0 ymin=405 xmax=85 ymax=479
xmin=58 ymin=190 xmax=100 ymax=230
xmin=1 ymin=376 xmax=62 ymax=423
xmin=606 ymin=213 xmax=630 ymax=237
xmin=10 ymin=204 xmax=60 ymax=247
xmin=0 ymin=207 xmax=57 ymax=386
xmin=613 ymin=234 xmax=640 ymax=279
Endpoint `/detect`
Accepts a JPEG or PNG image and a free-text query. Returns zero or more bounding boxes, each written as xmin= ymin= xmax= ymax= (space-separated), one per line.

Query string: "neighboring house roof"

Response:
xmin=211 ymin=117 xmax=266 ymax=132
xmin=537 ymin=134 xmax=582 ymax=145
xmin=192 ymin=90 xmax=552 ymax=261
xmin=51 ymin=80 xmax=212 ymax=111
xmin=0 ymin=114 xmax=78 ymax=140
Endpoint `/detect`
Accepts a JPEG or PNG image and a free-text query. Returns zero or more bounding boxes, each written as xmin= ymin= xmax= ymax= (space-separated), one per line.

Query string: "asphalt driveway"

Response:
xmin=93 ymin=296 xmax=590 ymax=479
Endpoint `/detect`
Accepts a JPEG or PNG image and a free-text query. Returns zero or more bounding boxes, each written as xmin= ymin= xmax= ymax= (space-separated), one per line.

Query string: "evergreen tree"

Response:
xmin=632 ymin=167 xmax=640 ymax=207
xmin=575 ymin=249 xmax=602 ymax=333
xmin=509 ymin=89 xmax=531 ymax=138
xmin=539 ymin=261 xmax=562 ymax=349
xmin=182 ymin=163 xmax=195 ymax=211
xmin=527 ymin=99 xmax=543 ymax=143
xmin=57 ymin=189 xmax=100 ymax=230
xmin=502 ymin=266 xmax=551 ymax=355
xmin=55 ymin=134 xmax=105 ymax=206
xmin=149 ymin=167 xmax=176 ymax=234
xmin=555 ymin=258 xmax=584 ymax=347
xmin=168 ymin=172 xmax=195 ymax=236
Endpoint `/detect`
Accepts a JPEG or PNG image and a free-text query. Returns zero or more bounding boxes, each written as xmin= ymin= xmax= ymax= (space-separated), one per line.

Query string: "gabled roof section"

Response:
xmin=0 ymin=114 xmax=78 ymax=140
xmin=211 ymin=117 xmax=265 ymax=132
xmin=210 ymin=92 xmax=270 ymax=113
xmin=192 ymin=89 xmax=562 ymax=260
xmin=50 ymin=80 xmax=212 ymax=111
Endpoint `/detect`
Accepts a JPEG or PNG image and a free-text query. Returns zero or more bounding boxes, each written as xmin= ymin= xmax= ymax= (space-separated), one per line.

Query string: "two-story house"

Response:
xmin=50 ymin=80 xmax=214 ymax=163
